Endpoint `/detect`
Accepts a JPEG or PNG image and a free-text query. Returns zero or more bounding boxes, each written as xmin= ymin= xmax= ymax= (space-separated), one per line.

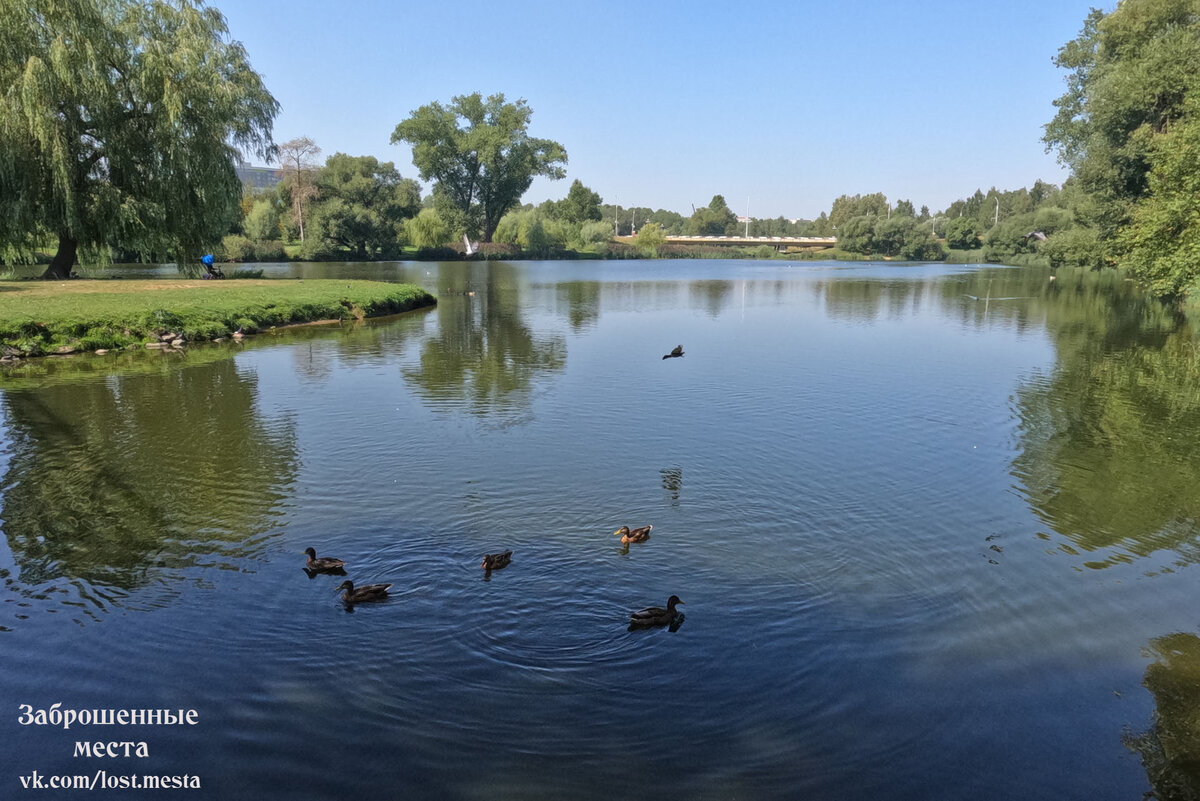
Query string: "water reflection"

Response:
xmin=1008 ymin=269 xmax=1200 ymax=569
xmin=404 ymin=263 xmax=566 ymax=424
xmin=0 ymin=359 xmax=297 ymax=617
xmin=555 ymin=281 xmax=602 ymax=331
xmin=689 ymin=280 xmax=734 ymax=318
xmin=1128 ymin=633 xmax=1200 ymax=799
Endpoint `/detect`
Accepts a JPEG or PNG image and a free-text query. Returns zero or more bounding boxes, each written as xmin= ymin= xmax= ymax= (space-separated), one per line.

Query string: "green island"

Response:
xmin=0 ymin=279 xmax=434 ymax=357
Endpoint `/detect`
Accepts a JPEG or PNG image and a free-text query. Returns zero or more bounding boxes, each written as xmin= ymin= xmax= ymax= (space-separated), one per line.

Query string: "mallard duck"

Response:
xmin=334 ymin=580 xmax=392 ymax=603
xmin=614 ymin=525 xmax=652 ymax=544
xmin=303 ymin=547 xmax=345 ymax=572
xmin=662 ymin=345 xmax=684 ymax=360
xmin=629 ymin=595 xmax=684 ymax=628
xmin=481 ymin=550 xmax=513 ymax=570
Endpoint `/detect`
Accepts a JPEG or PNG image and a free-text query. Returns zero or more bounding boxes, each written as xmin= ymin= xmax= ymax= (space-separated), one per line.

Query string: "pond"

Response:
xmin=3 ymin=258 xmax=1199 ymax=799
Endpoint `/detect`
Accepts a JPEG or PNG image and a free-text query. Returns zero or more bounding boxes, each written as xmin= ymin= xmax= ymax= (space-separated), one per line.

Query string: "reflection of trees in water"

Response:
xmin=0 ymin=359 xmax=297 ymax=604
xmin=404 ymin=263 xmax=566 ymax=424
xmin=688 ymin=280 xmax=733 ymax=318
xmin=556 ymin=281 xmax=601 ymax=331
xmin=1008 ymin=268 xmax=1200 ymax=568
xmin=1127 ymin=632 xmax=1200 ymax=800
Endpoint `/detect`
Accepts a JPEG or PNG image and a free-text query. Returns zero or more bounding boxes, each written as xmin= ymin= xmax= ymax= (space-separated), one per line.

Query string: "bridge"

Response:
xmin=639 ymin=235 xmax=837 ymax=250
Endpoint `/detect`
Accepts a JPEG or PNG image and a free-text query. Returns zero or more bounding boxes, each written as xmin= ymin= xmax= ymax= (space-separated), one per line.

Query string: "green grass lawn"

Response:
xmin=0 ymin=278 xmax=435 ymax=356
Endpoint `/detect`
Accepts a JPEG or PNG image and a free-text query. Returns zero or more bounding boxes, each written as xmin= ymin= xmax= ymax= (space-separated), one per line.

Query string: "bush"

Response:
xmin=1042 ymin=227 xmax=1106 ymax=271
xmin=414 ymin=246 xmax=461 ymax=261
xmin=220 ymin=235 xmax=255 ymax=262
xmin=899 ymin=237 xmax=947 ymax=261
xmin=252 ymin=240 xmax=287 ymax=261
xmin=580 ymin=220 xmax=612 ymax=246
xmin=945 ymin=217 xmax=981 ymax=250
xmin=300 ymin=237 xmax=337 ymax=261
xmin=228 ymin=268 xmax=265 ymax=279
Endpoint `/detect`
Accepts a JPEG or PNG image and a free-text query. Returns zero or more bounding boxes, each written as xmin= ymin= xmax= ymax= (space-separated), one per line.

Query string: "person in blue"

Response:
xmin=200 ymin=253 xmax=223 ymax=279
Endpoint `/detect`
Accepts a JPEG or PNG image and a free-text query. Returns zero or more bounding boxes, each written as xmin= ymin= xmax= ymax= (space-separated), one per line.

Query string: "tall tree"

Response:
xmin=0 ymin=0 xmax=277 ymax=278
xmin=391 ymin=93 xmax=567 ymax=242
xmin=1043 ymin=0 xmax=1200 ymax=270
xmin=828 ymin=193 xmax=888 ymax=229
xmin=558 ymin=179 xmax=603 ymax=224
xmin=276 ymin=136 xmax=320 ymax=242
xmin=307 ymin=153 xmax=420 ymax=259
xmin=687 ymin=194 xmax=737 ymax=236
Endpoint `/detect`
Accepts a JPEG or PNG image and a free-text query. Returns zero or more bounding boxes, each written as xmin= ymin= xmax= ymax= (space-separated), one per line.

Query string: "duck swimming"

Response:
xmin=629 ymin=595 xmax=684 ymax=628
xmin=481 ymin=550 xmax=513 ymax=570
xmin=662 ymin=345 xmax=684 ymax=360
xmin=614 ymin=525 xmax=652 ymax=544
xmin=303 ymin=547 xmax=345 ymax=572
xmin=334 ymin=580 xmax=391 ymax=604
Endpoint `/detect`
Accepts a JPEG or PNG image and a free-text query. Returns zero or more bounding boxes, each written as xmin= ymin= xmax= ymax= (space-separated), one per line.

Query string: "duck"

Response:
xmin=662 ymin=345 xmax=684 ymax=360
xmin=303 ymin=547 xmax=345 ymax=572
xmin=334 ymin=580 xmax=392 ymax=604
xmin=629 ymin=595 xmax=684 ymax=628
xmin=481 ymin=550 xmax=513 ymax=571
xmin=613 ymin=525 xmax=652 ymax=544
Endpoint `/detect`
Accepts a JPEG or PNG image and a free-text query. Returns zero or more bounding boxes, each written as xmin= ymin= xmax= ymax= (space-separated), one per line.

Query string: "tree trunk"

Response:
xmin=42 ymin=234 xmax=78 ymax=280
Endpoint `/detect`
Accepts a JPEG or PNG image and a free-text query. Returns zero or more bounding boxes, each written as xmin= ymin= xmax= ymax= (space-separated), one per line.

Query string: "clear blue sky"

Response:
xmin=216 ymin=0 xmax=1104 ymax=220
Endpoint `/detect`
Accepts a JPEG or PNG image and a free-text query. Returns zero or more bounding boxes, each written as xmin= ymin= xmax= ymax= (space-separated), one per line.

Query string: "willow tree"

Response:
xmin=0 ymin=0 xmax=278 ymax=278
xmin=391 ymin=93 xmax=567 ymax=242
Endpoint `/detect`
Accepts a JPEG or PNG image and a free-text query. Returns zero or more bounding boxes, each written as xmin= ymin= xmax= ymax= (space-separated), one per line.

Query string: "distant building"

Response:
xmin=236 ymin=164 xmax=283 ymax=194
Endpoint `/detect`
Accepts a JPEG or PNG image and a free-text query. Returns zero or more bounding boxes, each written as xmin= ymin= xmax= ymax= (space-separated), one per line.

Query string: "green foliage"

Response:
xmin=391 ymin=93 xmax=567 ymax=242
xmin=494 ymin=209 xmax=565 ymax=255
xmin=579 ymin=220 xmax=612 ymax=246
xmin=305 ymin=153 xmax=420 ymax=259
xmin=557 ymin=179 xmax=603 ymax=224
xmin=1044 ymin=0 xmax=1200 ymax=284
xmin=686 ymin=195 xmax=737 ymax=236
xmin=944 ymin=217 xmax=981 ymax=250
xmin=898 ymin=231 xmax=946 ymax=262
xmin=1041 ymin=226 xmax=1106 ymax=271
xmin=299 ymin=236 xmax=337 ymax=262
xmin=1115 ymin=98 xmax=1200 ymax=297
xmin=872 ymin=215 xmax=918 ymax=257
xmin=836 ymin=215 xmax=876 ymax=254
xmin=220 ymin=235 xmax=256 ymax=262
xmin=829 ymin=193 xmax=888 ymax=229
xmin=745 ymin=216 xmax=818 ymax=237
xmin=404 ymin=208 xmax=450 ymax=250
xmin=0 ymin=0 xmax=278 ymax=278
xmin=635 ymin=222 xmax=666 ymax=256
xmin=243 ymin=199 xmax=281 ymax=242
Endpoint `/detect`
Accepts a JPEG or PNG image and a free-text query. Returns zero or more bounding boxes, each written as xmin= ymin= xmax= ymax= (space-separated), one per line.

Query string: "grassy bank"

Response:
xmin=0 ymin=278 xmax=435 ymax=357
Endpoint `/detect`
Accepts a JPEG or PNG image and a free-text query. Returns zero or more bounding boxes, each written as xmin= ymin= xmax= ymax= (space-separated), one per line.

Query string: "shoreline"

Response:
xmin=0 ymin=278 xmax=436 ymax=362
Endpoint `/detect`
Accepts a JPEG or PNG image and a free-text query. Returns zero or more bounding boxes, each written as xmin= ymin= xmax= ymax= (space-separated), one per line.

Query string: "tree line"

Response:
xmin=5 ymin=0 xmax=1199 ymax=296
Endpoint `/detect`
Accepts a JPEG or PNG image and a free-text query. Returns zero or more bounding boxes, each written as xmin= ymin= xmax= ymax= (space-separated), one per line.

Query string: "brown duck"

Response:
xmin=613 ymin=525 xmax=652 ymax=544
xmin=303 ymin=547 xmax=345 ymax=572
xmin=334 ymin=580 xmax=391 ymax=604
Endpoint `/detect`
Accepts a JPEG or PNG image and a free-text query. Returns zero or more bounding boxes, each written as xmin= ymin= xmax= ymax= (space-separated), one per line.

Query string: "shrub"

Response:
xmin=252 ymin=240 xmax=287 ymax=261
xmin=220 ymin=235 xmax=255 ymax=262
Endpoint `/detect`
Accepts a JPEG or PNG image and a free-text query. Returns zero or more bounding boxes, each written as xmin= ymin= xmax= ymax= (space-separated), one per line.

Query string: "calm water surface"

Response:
xmin=3 ymin=259 xmax=1199 ymax=799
